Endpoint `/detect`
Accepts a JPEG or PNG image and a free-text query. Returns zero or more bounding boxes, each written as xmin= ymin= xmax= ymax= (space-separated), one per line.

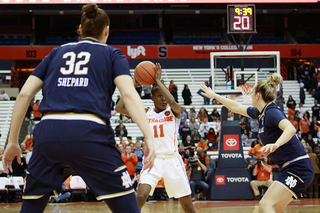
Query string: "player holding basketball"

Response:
xmin=2 ymin=3 xmax=155 ymax=213
xmin=200 ymin=73 xmax=314 ymax=213
xmin=116 ymin=63 xmax=195 ymax=213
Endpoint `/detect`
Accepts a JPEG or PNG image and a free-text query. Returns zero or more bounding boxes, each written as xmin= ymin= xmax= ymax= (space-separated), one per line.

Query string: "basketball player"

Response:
xmin=116 ymin=63 xmax=195 ymax=213
xmin=2 ymin=3 xmax=155 ymax=213
xmin=200 ymin=73 xmax=314 ymax=213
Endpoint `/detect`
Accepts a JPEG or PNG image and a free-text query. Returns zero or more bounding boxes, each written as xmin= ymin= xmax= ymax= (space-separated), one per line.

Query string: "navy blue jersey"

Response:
xmin=247 ymin=102 xmax=307 ymax=167
xmin=31 ymin=38 xmax=130 ymax=121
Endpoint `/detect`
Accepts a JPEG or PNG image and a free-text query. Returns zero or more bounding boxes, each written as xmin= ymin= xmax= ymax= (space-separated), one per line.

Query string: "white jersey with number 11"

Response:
xmin=146 ymin=106 xmax=180 ymax=156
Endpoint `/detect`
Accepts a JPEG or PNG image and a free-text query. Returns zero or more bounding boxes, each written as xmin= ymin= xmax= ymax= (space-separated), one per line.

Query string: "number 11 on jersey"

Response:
xmin=153 ymin=124 xmax=164 ymax=138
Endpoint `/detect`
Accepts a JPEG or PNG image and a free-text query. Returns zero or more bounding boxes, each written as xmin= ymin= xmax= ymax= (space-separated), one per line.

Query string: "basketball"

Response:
xmin=134 ymin=61 xmax=156 ymax=86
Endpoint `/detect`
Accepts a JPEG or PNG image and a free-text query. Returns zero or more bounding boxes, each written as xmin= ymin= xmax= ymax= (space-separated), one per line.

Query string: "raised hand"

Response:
xmin=155 ymin=63 xmax=162 ymax=81
xmin=199 ymin=84 xmax=217 ymax=99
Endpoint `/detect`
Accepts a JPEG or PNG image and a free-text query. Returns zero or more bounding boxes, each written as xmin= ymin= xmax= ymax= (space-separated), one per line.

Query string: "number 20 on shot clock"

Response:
xmin=227 ymin=4 xmax=256 ymax=34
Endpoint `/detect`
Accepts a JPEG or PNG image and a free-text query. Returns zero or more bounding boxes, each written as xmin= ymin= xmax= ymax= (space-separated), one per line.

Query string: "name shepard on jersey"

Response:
xmin=57 ymin=77 xmax=89 ymax=87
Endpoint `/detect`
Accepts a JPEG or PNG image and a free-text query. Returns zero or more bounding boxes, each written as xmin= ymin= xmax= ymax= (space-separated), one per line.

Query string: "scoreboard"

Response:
xmin=227 ymin=4 xmax=256 ymax=34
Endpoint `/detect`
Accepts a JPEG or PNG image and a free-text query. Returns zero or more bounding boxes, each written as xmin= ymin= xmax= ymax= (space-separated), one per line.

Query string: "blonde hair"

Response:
xmin=255 ymin=73 xmax=282 ymax=103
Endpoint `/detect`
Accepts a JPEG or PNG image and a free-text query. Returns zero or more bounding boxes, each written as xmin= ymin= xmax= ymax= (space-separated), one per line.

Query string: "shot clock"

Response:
xmin=227 ymin=4 xmax=256 ymax=34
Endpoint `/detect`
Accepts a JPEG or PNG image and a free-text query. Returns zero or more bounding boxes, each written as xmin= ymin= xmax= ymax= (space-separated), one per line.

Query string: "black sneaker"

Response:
xmin=254 ymin=194 xmax=262 ymax=200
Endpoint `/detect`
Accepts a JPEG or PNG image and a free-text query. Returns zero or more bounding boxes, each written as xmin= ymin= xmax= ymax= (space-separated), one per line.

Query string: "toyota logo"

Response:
xmin=226 ymin=138 xmax=237 ymax=147
xmin=216 ymin=177 xmax=224 ymax=183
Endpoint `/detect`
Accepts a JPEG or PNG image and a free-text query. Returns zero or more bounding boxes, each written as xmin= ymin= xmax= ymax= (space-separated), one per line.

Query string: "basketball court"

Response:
xmin=0 ymin=199 xmax=320 ymax=213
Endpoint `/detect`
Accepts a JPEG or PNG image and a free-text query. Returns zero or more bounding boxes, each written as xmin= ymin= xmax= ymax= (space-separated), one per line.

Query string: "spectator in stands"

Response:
xmin=199 ymin=118 xmax=210 ymax=139
xmin=310 ymin=116 xmax=320 ymax=137
xmin=203 ymin=81 xmax=210 ymax=105
xmin=179 ymin=119 xmax=185 ymax=134
xmin=300 ymin=82 xmax=305 ymax=104
xmin=249 ymin=140 xmax=264 ymax=158
xmin=299 ymin=112 xmax=311 ymax=139
xmin=26 ymin=142 xmax=33 ymax=164
xmin=191 ymin=129 xmax=201 ymax=145
xmin=275 ymin=92 xmax=285 ymax=111
xmin=132 ymin=140 xmax=143 ymax=174
xmin=250 ymin=118 xmax=259 ymax=139
xmin=289 ymin=115 xmax=299 ymax=132
xmin=32 ymin=100 xmax=41 ymax=120
xmin=239 ymin=117 xmax=249 ymax=135
xmin=121 ymin=146 xmax=138 ymax=189
xmin=28 ymin=119 xmax=36 ymax=135
xmin=288 ymin=105 xmax=296 ymax=119
xmin=188 ymin=107 xmax=197 ymax=119
xmin=141 ymin=85 xmax=151 ymax=99
xmin=297 ymin=103 xmax=305 ymax=120
xmin=306 ymin=133 xmax=315 ymax=150
xmin=196 ymin=147 xmax=210 ymax=168
xmin=188 ymin=117 xmax=199 ymax=135
xmin=306 ymin=146 xmax=320 ymax=198
xmin=178 ymin=143 xmax=190 ymax=163
xmin=115 ymin=123 xmax=128 ymax=137
xmin=25 ymin=102 xmax=32 ymax=120
xmin=197 ymin=137 xmax=208 ymax=152
xmin=180 ymin=107 xmax=188 ymax=122
xmin=169 ymin=80 xmax=178 ymax=103
xmin=116 ymin=95 xmax=121 ymax=105
xmin=197 ymin=107 xmax=208 ymax=124
xmin=241 ymin=129 xmax=249 ymax=147
xmin=0 ymin=90 xmax=9 ymax=100
xmin=24 ymin=134 xmax=34 ymax=151
xmin=20 ymin=142 xmax=29 ymax=156
xmin=215 ymin=117 xmax=221 ymax=136
xmin=304 ymin=65 xmax=310 ymax=92
xmin=250 ymin=157 xmax=273 ymax=200
xmin=117 ymin=144 xmax=125 ymax=154
xmin=312 ymin=100 xmax=320 ymax=120
xmin=286 ymin=95 xmax=296 ymax=109
xmin=298 ymin=62 xmax=305 ymax=83
xmin=127 ymin=136 xmax=133 ymax=145
xmin=182 ymin=84 xmax=192 ymax=105
xmin=310 ymin=73 xmax=318 ymax=99
xmin=10 ymin=154 xmax=27 ymax=178
xmin=209 ymin=107 xmax=220 ymax=122
xmin=187 ymin=154 xmax=209 ymax=201
xmin=183 ymin=135 xmax=195 ymax=156
xmin=180 ymin=121 xmax=191 ymax=143
xmin=206 ymin=128 xmax=215 ymax=144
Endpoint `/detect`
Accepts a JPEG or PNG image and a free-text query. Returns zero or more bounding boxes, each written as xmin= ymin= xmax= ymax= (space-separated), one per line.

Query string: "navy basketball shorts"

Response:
xmin=275 ymin=158 xmax=314 ymax=199
xmin=23 ymin=119 xmax=134 ymax=200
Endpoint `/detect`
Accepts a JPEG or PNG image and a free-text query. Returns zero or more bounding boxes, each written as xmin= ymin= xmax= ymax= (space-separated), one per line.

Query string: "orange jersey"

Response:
xmin=299 ymin=119 xmax=310 ymax=133
xmin=249 ymin=144 xmax=264 ymax=158
xmin=32 ymin=103 xmax=41 ymax=118
xmin=197 ymin=141 xmax=208 ymax=150
xmin=121 ymin=153 xmax=138 ymax=176
xmin=288 ymin=108 xmax=295 ymax=119
xmin=256 ymin=165 xmax=272 ymax=181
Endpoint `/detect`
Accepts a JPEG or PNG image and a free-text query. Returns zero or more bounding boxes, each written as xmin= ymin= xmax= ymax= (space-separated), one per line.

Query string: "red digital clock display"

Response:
xmin=227 ymin=4 xmax=256 ymax=34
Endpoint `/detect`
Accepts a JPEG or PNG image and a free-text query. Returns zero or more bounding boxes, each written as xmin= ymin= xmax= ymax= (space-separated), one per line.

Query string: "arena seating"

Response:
xmin=0 ymin=101 xmax=15 ymax=149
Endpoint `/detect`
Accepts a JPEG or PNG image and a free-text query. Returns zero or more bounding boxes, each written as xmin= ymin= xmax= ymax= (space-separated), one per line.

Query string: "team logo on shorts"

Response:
xmin=215 ymin=175 xmax=225 ymax=185
xmin=121 ymin=171 xmax=133 ymax=188
xmin=164 ymin=111 xmax=170 ymax=116
xmin=285 ymin=176 xmax=297 ymax=188
xmin=223 ymin=134 xmax=239 ymax=151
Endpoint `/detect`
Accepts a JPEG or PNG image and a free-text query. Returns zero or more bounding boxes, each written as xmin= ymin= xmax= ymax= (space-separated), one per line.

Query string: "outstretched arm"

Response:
xmin=3 ymin=76 xmax=42 ymax=173
xmin=114 ymin=75 xmax=155 ymax=171
xmin=199 ymin=84 xmax=249 ymax=117
xmin=155 ymin=63 xmax=181 ymax=119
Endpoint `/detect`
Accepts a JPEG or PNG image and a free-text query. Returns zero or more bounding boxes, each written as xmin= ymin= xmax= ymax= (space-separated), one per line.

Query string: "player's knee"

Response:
xmin=136 ymin=191 xmax=148 ymax=202
xmin=259 ymin=199 xmax=274 ymax=213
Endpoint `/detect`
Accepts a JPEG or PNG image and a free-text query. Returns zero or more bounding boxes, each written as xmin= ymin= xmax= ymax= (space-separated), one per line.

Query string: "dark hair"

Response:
xmin=151 ymin=83 xmax=160 ymax=96
xmin=80 ymin=3 xmax=110 ymax=39
xmin=255 ymin=73 xmax=282 ymax=103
